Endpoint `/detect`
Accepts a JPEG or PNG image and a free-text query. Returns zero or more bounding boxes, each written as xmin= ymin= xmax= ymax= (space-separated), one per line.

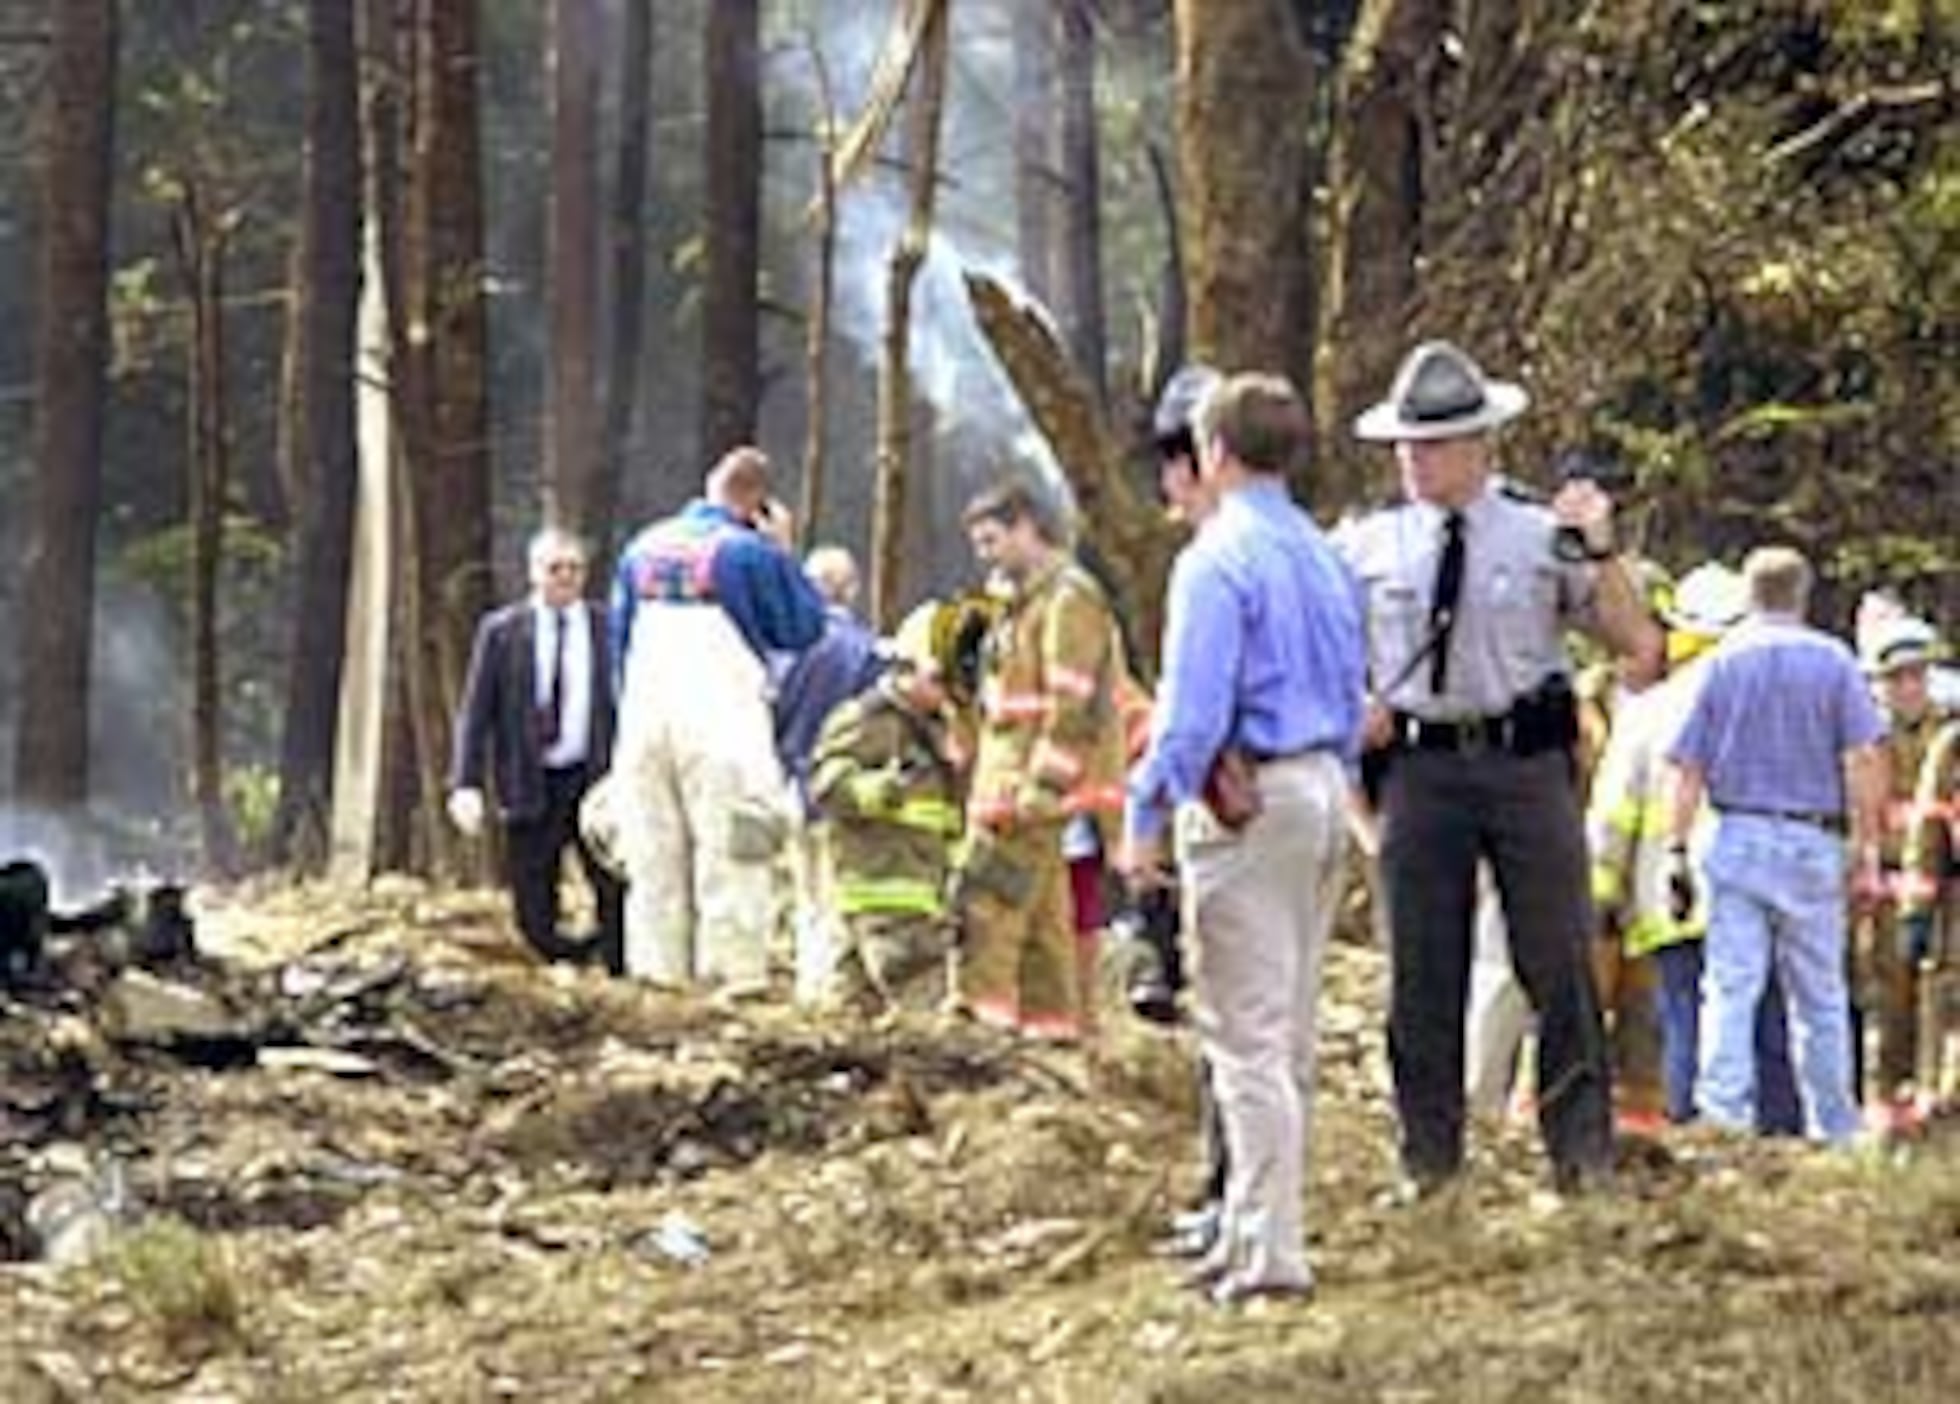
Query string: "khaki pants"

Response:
xmin=956 ymin=821 xmax=1077 ymax=1039
xmin=1181 ymin=753 xmax=1346 ymax=1293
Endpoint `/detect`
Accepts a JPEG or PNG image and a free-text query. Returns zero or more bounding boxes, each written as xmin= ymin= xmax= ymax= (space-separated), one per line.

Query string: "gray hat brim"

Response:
xmin=1354 ymin=381 xmax=1530 ymax=442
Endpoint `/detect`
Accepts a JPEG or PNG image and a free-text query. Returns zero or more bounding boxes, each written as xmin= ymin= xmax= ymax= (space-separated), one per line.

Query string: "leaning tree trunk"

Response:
xmin=699 ymin=0 xmax=761 ymax=461
xmin=1173 ymin=0 xmax=1318 ymax=454
xmin=545 ymin=0 xmax=602 ymax=534
xmin=270 ymin=0 xmax=362 ymax=871
xmin=869 ymin=0 xmax=949 ymax=632
xmin=964 ymin=272 xmax=1181 ymax=676
xmin=596 ymin=0 xmax=652 ymax=559
xmin=15 ymin=0 xmax=117 ymax=809
xmin=173 ymin=185 xmax=241 ymax=878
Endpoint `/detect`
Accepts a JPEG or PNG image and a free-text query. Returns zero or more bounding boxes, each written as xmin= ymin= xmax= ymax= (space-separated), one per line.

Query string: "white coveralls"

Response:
xmin=612 ymin=504 xmax=807 ymax=990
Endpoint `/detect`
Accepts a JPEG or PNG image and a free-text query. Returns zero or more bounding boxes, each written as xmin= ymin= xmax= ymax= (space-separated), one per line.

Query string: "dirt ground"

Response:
xmin=4 ymin=880 xmax=1960 ymax=1402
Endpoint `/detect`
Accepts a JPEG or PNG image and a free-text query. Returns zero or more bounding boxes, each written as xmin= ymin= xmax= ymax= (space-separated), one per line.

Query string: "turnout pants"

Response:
xmin=831 ymin=911 xmax=951 ymax=1013
xmin=957 ymin=821 xmax=1077 ymax=1039
xmin=615 ymin=605 xmax=786 ymax=990
xmin=1181 ymin=753 xmax=1347 ymax=1292
xmin=1854 ymin=904 xmax=1920 ymax=1100
xmin=1379 ymin=746 xmax=1614 ymax=1186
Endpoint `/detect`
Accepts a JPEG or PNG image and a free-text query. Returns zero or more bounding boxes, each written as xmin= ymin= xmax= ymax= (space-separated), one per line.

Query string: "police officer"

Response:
xmin=1338 ymin=341 xmax=1662 ymax=1195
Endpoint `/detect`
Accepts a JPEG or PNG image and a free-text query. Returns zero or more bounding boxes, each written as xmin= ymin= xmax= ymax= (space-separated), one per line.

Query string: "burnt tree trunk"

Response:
xmin=1011 ymin=0 xmax=1058 ymax=304
xmin=546 ymin=0 xmax=602 ymax=533
xmin=700 ymin=0 xmax=761 ymax=461
xmin=270 ymin=0 xmax=362 ymax=871
xmin=15 ymin=0 xmax=117 ymax=809
xmin=596 ymin=0 xmax=652 ymax=558
xmin=799 ymin=41 xmax=838 ymax=539
xmin=172 ymin=186 xmax=241 ymax=878
xmin=1054 ymin=0 xmax=1107 ymax=406
xmin=869 ymin=0 xmax=949 ymax=632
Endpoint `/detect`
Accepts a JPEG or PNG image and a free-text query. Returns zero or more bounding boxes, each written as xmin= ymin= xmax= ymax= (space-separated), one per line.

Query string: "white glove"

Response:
xmin=447 ymin=787 xmax=487 ymax=837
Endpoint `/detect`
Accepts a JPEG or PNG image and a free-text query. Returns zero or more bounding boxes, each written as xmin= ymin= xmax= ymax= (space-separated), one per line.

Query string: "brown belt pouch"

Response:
xmin=1202 ymin=746 xmax=1263 ymax=832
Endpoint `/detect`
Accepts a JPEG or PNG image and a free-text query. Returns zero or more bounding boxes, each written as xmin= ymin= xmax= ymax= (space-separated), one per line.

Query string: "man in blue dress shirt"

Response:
xmin=1665 ymin=546 xmax=1887 ymax=1144
xmin=1122 ymin=373 xmax=1366 ymax=1305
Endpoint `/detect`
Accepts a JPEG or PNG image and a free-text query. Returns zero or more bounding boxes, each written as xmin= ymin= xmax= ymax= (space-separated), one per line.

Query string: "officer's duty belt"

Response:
xmin=1391 ymin=709 xmax=1558 ymax=757
xmin=1715 ymin=805 xmax=1847 ymax=835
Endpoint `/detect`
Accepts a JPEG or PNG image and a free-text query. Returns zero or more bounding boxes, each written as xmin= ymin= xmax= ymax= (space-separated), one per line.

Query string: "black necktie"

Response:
xmin=543 ymin=608 xmax=567 ymax=746
xmin=1428 ymin=511 xmax=1466 ymax=696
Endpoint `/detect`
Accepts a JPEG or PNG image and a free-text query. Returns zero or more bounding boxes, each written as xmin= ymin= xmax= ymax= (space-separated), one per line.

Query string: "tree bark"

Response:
xmin=1316 ymin=0 xmax=1442 ymax=506
xmin=1054 ymin=0 xmax=1108 ymax=405
xmin=270 ymin=0 xmax=362 ymax=871
xmin=699 ymin=0 xmax=761 ymax=462
xmin=1173 ymin=0 xmax=1317 ymax=433
xmin=596 ymin=0 xmax=652 ymax=560
xmin=869 ymin=0 xmax=949 ymax=632
xmin=15 ymin=0 xmax=116 ymax=809
xmin=545 ymin=0 xmax=602 ymax=534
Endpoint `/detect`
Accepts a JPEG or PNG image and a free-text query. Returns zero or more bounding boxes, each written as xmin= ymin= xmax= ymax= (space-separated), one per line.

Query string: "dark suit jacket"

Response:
xmin=450 ymin=599 xmax=616 ymax=823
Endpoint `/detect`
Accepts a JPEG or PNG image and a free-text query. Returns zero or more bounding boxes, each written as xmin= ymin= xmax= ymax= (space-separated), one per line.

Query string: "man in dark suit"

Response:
xmin=449 ymin=526 xmax=624 ymax=973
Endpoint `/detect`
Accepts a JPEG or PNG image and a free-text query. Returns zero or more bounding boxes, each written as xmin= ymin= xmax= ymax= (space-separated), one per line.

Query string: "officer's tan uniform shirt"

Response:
xmin=1335 ymin=481 xmax=1600 ymax=720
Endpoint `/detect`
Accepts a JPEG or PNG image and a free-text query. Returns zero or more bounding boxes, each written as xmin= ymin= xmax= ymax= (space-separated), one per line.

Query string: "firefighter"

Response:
xmin=1902 ymin=707 xmax=1960 ymax=1110
xmin=806 ymin=602 xmax=963 ymax=1014
xmin=608 ymin=447 xmax=826 ymax=993
xmin=953 ymin=479 xmax=1124 ymax=1041
xmin=1857 ymin=613 xmax=1949 ymax=1118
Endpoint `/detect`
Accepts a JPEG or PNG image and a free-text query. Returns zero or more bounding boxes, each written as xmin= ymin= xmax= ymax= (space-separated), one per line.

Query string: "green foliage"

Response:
xmin=105 ymin=1217 xmax=245 ymax=1359
xmin=1472 ymin=0 xmax=1960 ymax=623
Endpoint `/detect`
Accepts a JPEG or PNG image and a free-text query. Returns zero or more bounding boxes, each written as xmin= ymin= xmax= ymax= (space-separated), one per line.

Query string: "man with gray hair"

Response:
xmin=1664 ymin=546 xmax=1887 ymax=1144
xmin=450 ymin=526 xmax=624 ymax=972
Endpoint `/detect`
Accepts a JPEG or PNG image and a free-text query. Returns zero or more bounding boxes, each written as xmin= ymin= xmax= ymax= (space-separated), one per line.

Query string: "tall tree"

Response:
xmin=15 ymin=0 xmax=117 ymax=808
xmin=270 ymin=0 xmax=363 ymax=870
xmin=1054 ymin=0 xmax=1108 ymax=404
xmin=1173 ymin=0 xmax=1317 ymax=435
xmin=596 ymin=0 xmax=652 ymax=557
xmin=545 ymin=0 xmax=602 ymax=533
xmin=699 ymin=0 xmax=761 ymax=461
xmin=392 ymin=0 xmax=493 ymax=873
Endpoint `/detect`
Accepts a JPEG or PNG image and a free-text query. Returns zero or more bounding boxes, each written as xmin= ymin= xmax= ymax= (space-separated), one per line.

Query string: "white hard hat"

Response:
xmin=1666 ymin=563 xmax=1748 ymax=638
xmin=1863 ymin=615 xmax=1942 ymax=676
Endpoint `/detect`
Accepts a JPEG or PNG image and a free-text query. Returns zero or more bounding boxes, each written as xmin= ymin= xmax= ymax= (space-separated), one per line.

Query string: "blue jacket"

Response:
xmin=608 ymin=500 xmax=826 ymax=688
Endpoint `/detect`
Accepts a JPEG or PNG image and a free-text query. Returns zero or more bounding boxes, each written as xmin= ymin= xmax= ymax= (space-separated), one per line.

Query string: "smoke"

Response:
xmin=773 ymin=0 xmax=1066 ymax=500
xmin=0 ymin=580 xmax=193 ymax=905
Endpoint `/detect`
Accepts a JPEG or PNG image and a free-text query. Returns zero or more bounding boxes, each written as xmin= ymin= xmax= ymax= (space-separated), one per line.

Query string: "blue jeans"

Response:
xmin=1695 ymin=814 xmax=1859 ymax=1142
xmin=1654 ymin=940 xmax=1801 ymax=1133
